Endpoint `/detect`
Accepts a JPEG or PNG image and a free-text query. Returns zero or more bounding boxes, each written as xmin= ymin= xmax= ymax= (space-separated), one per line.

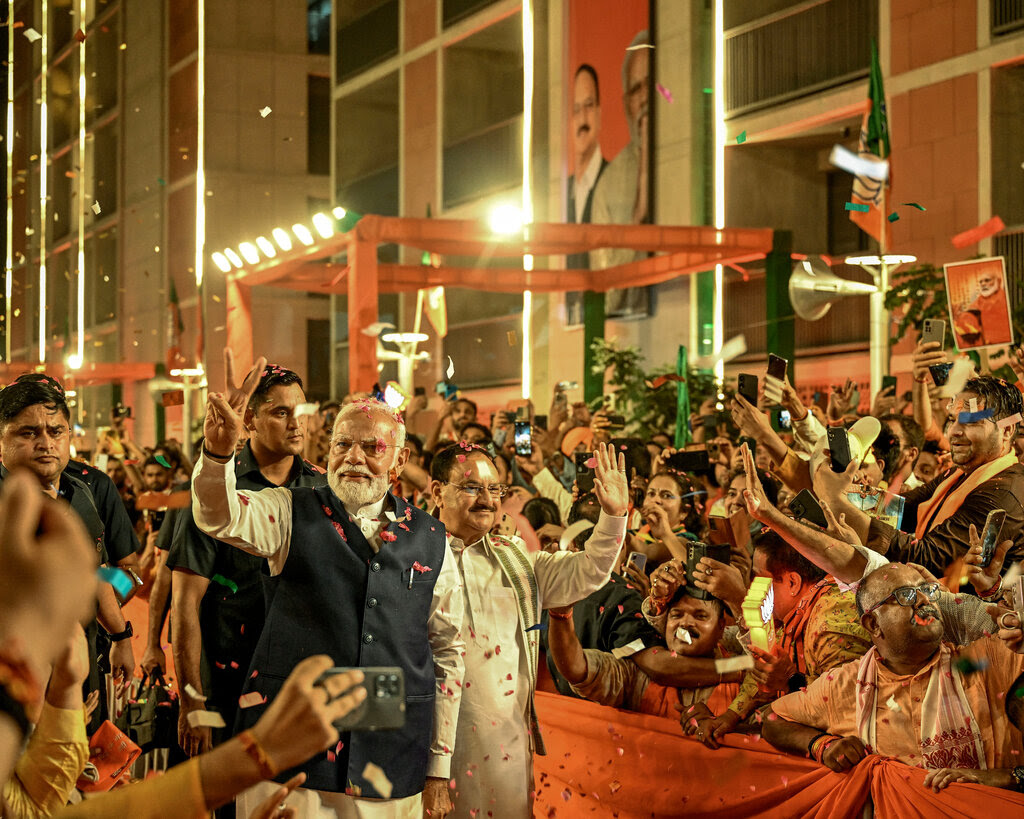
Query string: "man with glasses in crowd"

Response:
xmin=429 ymin=441 xmax=628 ymax=818
xmin=192 ymin=369 xmax=464 ymax=818
xmin=763 ymin=562 xmax=1024 ymax=792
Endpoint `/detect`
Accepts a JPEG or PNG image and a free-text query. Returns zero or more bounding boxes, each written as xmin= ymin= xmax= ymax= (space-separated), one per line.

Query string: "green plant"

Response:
xmin=588 ymin=338 xmax=721 ymax=438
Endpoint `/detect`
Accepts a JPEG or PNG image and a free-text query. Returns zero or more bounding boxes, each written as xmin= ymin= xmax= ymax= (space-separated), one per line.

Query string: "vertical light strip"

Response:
xmin=38 ymin=0 xmax=49 ymax=362
xmin=5 ymin=0 xmax=14 ymax=361
xmin=520 ymin=0 xmax=534 ymax=400
xmin=712 ymin=0 xmax=725 ymax=381
xmin=75 ymin=0 xmax=86 ymax=364
xmin=194 ymin=0 xmax=206 ymax=289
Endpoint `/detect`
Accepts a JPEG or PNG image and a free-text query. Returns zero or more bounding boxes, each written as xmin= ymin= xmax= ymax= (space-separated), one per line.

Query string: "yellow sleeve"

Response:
xmin=772 ymin=448 xmax=813 ymax=494
xmin=54 ymin=758 xmax=206 ymax=819
xmin=2 ymin=703 xmax=88 ymax=817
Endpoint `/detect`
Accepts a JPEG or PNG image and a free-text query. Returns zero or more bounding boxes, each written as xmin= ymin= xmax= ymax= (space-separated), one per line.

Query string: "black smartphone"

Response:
xmin=922 ymin=318 xmax=946 ymax=348
xmin=665 ymin=449 xmax=711 ymax=473
xmin=315 ymin=667 xmax=406 ymax=731
xmin=788 ymin=489 xmax=828 ymax=528
xmin=606 ymin=414 xmax=626 ymax=429
xmin=777 ymin=409 xmax=792 ymax=430
xmin=626 ymin=551 xmax=648 ymax=575
xmin=534 ymin=414 xmax=548 ymax=430
xmin=574 ymin=452 xmax=595 ymax=494
xmin=737 ymin=373 xmax=758 ymax=405
xmin=929 ymin=363 xmax=952 ymax=386
xmin=767 ymin=354 xmax=788 ymax=381
xmin=514 ymin=421 xmax=532 ymax=456
xmin=827 ymin=426 xmax=852 ymax=473
xmin=414 ymin=386 xmax=425 ymax=397
xmin=980 ymin=508 xmax=1007 ymax=568
xmin=685 ymin=542 xmax=731 ymax=600
xmin=881 ymin=375 xmax=897 ymax=394
xmin=702 ymin=414 xmax=718 ymax=435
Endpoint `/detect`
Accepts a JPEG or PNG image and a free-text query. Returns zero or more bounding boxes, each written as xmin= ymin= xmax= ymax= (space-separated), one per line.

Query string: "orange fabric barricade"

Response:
xmin=533 ymin=692 xmax=1024 ymax=818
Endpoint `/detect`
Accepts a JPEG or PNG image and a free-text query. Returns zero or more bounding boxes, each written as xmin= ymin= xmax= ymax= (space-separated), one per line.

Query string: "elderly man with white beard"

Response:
xmin=192 ymin=365 xmax=464 ymax=819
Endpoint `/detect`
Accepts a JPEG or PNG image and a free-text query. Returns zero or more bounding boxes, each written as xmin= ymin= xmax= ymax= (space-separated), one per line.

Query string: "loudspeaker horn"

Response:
xmin=788 ymin=256 xmax=878 ymax=321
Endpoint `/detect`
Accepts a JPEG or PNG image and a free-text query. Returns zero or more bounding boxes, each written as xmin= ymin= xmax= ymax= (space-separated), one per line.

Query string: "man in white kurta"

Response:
xmin=429 ymin=443 xmax=629 ymax=818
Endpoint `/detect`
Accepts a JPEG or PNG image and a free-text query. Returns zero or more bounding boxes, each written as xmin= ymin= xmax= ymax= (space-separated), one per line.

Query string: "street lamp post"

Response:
xmin=844 ymin=254 xmax=917 ymax=397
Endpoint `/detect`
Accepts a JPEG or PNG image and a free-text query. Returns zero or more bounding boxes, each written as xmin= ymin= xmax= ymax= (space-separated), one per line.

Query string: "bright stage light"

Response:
xmin=223 ymin=248 xmax=244 ymax=268
xmin=211 ymin=252 xmax=232 ymax=273
xmin=312 ymin=212 xmax=334 ymax=238
xmin=489 ymin=204 xmax=523 ymax=235
xmin=292 ymin=223 xmax=315 ymax=246
xmin=255 ymin=236 xmax=276 ymax=257
xmin=238 ymin=242 xmax=260 ymax=264
xmin=272 ymin=228 xmax=293 ymax=251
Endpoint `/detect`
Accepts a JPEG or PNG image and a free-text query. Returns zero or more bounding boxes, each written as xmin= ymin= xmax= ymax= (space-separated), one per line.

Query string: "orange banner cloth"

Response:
xmin=533 ymin=692 xmax=1024 ymax=818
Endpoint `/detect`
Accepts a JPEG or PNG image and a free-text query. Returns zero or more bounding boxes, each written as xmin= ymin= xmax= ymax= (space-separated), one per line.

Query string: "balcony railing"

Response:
xmin=993 ymin=0 xmax=1024 ymax=36
xmin=725 ymin=0 xmax=877 ymax=117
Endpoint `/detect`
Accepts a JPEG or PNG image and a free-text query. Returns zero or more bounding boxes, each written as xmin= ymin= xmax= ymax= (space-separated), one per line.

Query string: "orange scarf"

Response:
xmin=779 ymin=579 xmax=832 ymax=676
xmin=914 ymin=452 xmax=1017 ymax=539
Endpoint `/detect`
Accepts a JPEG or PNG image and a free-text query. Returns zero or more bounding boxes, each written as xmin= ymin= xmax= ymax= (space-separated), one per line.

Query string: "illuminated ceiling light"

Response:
xmin=489 ymin=203 xmax=523 ymax=235
xmin=211 ymin=252 xmax=232 ymax=273
xmin=223 ymin=248 xmax=244 ymax=268
xmin=271 ymin=227 xmax=293 ymax=251
xmin=383 ymin=381 xmax=410 ymax=411
xmin=255 ymin=236 xmax=276 ymax=257
xmin=66 ymin=353 xmax=83 ymax=370
xmin=292 ymin=223 xmax=315 ymax=246
xmin=238 ymin=241 xmax=260 ymax=265
xmin=311 ymin=212 xmax=334 ymax=238
xmin=332 ymin=206 xmax=347 ymax=220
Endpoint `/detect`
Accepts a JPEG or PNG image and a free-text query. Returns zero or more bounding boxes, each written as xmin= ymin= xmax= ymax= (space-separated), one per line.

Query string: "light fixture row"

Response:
xmin=210 ymin=206 xmax=346 ymax=273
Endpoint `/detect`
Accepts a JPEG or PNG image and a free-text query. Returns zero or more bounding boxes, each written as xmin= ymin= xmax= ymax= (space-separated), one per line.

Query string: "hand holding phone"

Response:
xmin=827 ymin=427 xmax=853 ymax=473
xmin=315 ymin=667 xmax=406 ymax=731
xmin=788 ymin=489 xmax=828 ymax=528
xmin=922 ymin=318 xmax=946 ymax=348
xmin=979 ymin=509 xmax=1007 ymax=568
xmin=574 ymin=452 xmax=596 ymax=494
xmin=764 ymin=355 xmax=788 ymax=404
xmin=514 ymin=421 xmax=532 ymax=456
xmin=737 ymin=374 xmax=758 ymax=405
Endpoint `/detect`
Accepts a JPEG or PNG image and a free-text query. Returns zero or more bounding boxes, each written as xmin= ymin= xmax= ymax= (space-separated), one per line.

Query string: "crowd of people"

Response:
xmin=2 ymin=334 xmax=1024 ymax=817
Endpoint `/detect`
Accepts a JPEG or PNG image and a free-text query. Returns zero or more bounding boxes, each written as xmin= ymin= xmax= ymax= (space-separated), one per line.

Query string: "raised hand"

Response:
xmin=592 ymin=442 xmax=628 ymax=517
xmin=223 ymin=347 xmax=267 ymax=416
xmin=203 ymin=393 xmax=245 ymax=458
xmin=964 ymin=522 xmax=1012 ymax=596
xmin=740 ymin=443 xmax=772 ymax=522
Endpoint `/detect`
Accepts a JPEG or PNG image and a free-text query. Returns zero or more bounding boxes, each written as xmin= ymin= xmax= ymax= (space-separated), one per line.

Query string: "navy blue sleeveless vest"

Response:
xmin=234 ymin=485 xmax=447 ymax=798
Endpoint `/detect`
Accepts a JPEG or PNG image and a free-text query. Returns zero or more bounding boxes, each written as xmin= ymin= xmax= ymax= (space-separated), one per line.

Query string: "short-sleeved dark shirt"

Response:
xmin=66 ymin=460 xmax=141 ymax=564
xmin=165 ymin=444 xmax=326 ymax=713
xmin=541 ymin=571 xmax=661 ymax=698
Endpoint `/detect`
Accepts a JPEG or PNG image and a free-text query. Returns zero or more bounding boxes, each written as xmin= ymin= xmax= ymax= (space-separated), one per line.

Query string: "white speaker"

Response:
xmin=788 ymin=256 xmax=878 ymax=321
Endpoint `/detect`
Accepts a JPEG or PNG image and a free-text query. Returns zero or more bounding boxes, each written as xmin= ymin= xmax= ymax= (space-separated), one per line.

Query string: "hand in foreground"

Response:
xmin=730 ymin=394 xmax=774 ymax=443
xmin=649 ymin=559 xmax=686 ymax=608
xmin=827 ymin=379 xmax=857 ymax=423
xmin=740 ymin=443 xmax=774 ymax=523
xmin=911 ymin=340 xmax=947 ymax=382
xmin=178 ymin=702 xmax=213 ymax=758
xmin=109 ymin=638 xmax=136 ymax=696
xmin=821 ymin=736 xmax=866 ymax=772
xmin=592 ymin=443 xmax=629 ymax=517
xmin=922 ymin=767 xmax=1012 ymax=793
xmin=749 ymin=646 xmax=796 ymax=694
xmin=686 ymin=708 xmax=740 ymax=750
xmin=203 ymin=393 xmax=247 ymax=458
xmin=249 ymin=656 xmax=366 ymax=774
xmin=0 ymin=470 xmax=99 ymax=684
xmin=988 ymin=605 xmax=1022 ymax=654
xmin=692 ymin=557 xmax=746 ymax=614
xmin=422 ymin=776 xmax=453 ymax=818
xmin=249 ymin=773 xmax=305 ymax=819
xmin=820 ymin=498 xmax=860 ymax=545
xmin=963 ymin=522 xmax=1012 ymax=596
xmin=224 ymin=348 xmax=268 ymax=416
xmin=141 ymin=642 xmax=167 ymax=676
xmin=622 ymin=562 xmax=651 ymax=597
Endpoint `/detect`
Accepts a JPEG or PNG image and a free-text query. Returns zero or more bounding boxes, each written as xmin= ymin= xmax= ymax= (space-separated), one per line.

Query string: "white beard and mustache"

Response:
xmin=328 ymin=464 xmax=391 ymax=508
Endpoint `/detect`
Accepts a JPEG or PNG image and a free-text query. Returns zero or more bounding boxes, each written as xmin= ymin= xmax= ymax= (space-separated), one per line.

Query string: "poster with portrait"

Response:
xmin=564 ymin=0 xmax=653 ymax=326
xmin=943 ymin=257 xmax=1014 ymax=351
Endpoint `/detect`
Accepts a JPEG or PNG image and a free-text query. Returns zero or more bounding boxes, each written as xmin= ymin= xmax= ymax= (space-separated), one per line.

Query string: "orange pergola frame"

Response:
xmin=226 ymin=215 xmax=776 ymax=391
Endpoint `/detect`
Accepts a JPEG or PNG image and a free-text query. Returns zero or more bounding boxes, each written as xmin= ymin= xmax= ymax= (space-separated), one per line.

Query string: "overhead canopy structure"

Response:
xmin=225 ymin=214 xmax=776 ymax=392
xmin=0 ymin=361 xmax=156 ymax=387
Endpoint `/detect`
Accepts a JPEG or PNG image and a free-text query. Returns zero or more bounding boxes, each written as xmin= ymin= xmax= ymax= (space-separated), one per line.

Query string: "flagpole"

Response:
xmin=867 ymin=42 xmax=890 ymax=400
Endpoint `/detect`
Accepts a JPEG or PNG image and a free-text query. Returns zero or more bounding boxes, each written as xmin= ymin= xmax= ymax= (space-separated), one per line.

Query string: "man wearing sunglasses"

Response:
xmin=429 ymin=441 xmax=628 ymax=818
xmin=763 ymin=563 xmax=1024 ymax=793
xmin=193 ymin=363 xmax=464 ymax=818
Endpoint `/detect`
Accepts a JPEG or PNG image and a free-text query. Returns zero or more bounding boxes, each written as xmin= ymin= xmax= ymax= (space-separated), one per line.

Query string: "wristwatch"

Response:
xmin=107 ymin=621 xmax=133 ymax=642
xmin=1011 ymin=766 xmax=1024 ymax=792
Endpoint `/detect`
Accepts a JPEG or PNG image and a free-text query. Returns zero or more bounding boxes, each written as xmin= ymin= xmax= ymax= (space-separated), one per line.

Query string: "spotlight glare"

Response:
xmin=238 ymin=242 xmax=260 ymax=265
xmin=292 ymin=223 xmax=315 ymax=246
xmin=312 ymin=212 xmax=334 ymax=239
xmin=272 ymin=228 xmax=293 ymax=251
xmin=255 ymin=236 xmax=276 ymax=257
xmin=211 ymin=252 xmax=232 ymax=273
xmin=488 ymin=204 xmax=523 ymax=235
xmin=224 ymin=248 xmax=244 ymax=268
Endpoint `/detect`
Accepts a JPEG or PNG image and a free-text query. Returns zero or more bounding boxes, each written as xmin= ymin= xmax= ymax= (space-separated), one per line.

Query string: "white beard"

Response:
xmin=328 ymin=469 xmax=391 ymax=508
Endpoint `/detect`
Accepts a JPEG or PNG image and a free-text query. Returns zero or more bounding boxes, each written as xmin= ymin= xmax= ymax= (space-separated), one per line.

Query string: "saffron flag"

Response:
xmin=849 ymin=39 xmax=892 ymax=247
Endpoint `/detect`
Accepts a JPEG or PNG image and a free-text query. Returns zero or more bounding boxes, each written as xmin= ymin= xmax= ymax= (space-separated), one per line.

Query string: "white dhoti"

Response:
xmin=235 ymin=783 xmax=422 ymax=819
xmin=448 ymin=706 xmax=532 ymax=819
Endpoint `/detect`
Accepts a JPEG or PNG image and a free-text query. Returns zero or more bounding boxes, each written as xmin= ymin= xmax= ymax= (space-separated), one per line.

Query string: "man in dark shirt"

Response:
xmin=818 ymin=376 xmax=1024 ymax=581
xmin=0 ymin=374 xmax=135 ymax=728
xmin=166 ymin=364 xmax=325 ymax=757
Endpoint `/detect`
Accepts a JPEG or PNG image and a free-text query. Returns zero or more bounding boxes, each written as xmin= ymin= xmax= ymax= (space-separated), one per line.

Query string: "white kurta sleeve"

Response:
xmin=190 ymin=452 xmax=294 ymax=574
xmin=425 ymin=544 xmax=466 ymax=778
xmin=531 ymin=510 xmax=627 ymax=608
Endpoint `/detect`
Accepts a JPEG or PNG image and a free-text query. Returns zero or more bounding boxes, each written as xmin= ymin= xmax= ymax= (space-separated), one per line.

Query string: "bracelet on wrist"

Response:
xmin=202 ymin=445 xmax=233 ymax=461
xmin=813 ymin=735 xmax=841 ymax=765
xmin=914 ymin=375 xmax=929 ymax=383
xmin=977 ymin=580 xmax=1003 ymax=600
xmin=238 ymin=730 xmax=279 ymax=779
xmin=805 ymin=731 xmax=829 ymax=758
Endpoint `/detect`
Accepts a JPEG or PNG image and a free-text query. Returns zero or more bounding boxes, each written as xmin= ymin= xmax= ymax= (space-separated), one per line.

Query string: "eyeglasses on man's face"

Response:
xmin=445 ymin=482 xmax=509 ymax=499
xmin=863 ymin=582 xmax=940 ymax=615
